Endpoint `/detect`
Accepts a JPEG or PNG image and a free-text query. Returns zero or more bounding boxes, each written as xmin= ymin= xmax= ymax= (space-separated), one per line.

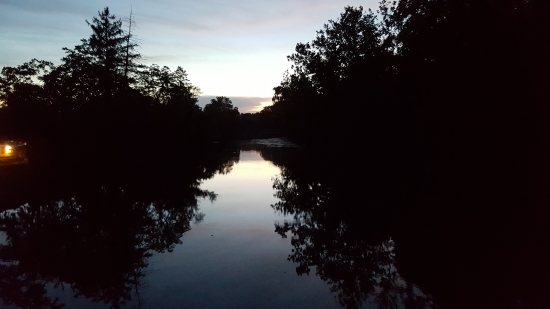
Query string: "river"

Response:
xmin=0 ymin=138 xmax=547 ymax=309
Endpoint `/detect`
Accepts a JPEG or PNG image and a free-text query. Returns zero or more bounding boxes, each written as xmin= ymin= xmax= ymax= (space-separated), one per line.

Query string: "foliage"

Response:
xmin=265 ymin=0 xmax=549 ymax=151
xmin=263 ymin=0 xmax=550 ymax=214
xmin=0 ymin=7 xmax=244 ymax=151
xmin=204 ymin=96 xmax=239 ymax=115
xmin=266 ymin=6 xmax=397 ymax=144
xmin=41 ymin=7 xmax=142 ymax=106
xmin=203 ymin=96 xmax=240 ymax=140
xmin=262 ymin=3 xmax=550 ymax=307
xmin=138 ymin=64 xmax=200 ymax=106
xmin=286 ymin=6 xmax=388 ymax=92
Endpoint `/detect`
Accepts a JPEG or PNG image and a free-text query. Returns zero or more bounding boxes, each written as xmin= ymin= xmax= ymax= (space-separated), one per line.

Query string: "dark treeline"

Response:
xmin=258 ymin=5 xmax=550 ymax=305
xmin=0 ymin=7 xmax=243 ymax=169
xmin=241 ymin=3 xmax=550 ymax=250
xmin=0 ymin=9 xmax=243 ymax=307
xmin=251 ymin=1 xmax=550 ymax=307
xmin=260 ymin=0 xmax=550 ymax=210
xmin=263 ymin=0 xmax=549 ymax=147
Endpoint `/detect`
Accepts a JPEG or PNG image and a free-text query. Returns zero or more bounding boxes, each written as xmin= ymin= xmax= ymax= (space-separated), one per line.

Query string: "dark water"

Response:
xmin=0 ymin=139 xmax=548 ymax=309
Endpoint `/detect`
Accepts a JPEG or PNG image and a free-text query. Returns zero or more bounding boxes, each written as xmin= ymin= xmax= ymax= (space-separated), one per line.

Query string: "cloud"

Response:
xmin=198 ymin=96 xmax=272 ymax=114
xmin=0 ymin=0 xmax=90 ymax=15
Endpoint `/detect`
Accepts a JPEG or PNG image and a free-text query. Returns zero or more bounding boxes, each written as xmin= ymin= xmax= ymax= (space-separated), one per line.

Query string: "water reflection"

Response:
xmin=254 ymin=142 xmax=550 ymax=309
xmin=0 ymin=145 xmax=240 ymax=308
xmin=2 ymin=141 xmax=547 ymax=308
xmin=263 ymin=148 xmax=433 ymax=309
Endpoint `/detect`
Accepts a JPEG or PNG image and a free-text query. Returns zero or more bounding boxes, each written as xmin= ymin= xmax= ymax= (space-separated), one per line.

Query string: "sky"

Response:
xmin=0 ymin=0 xmax=379 ymax=113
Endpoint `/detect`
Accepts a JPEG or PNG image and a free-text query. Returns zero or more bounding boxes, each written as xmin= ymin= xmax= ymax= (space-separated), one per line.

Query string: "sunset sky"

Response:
xmin=0 ymin=0 xmax=379 ymax=112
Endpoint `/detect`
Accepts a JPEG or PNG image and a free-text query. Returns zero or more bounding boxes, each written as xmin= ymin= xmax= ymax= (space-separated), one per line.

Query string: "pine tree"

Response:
xmin=45 ymin=7 xmax=141 ymax=104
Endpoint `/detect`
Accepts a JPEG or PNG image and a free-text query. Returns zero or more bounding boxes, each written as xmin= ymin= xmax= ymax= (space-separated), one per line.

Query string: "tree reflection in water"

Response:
xmin=265 ymin=149 xmax=434 ymax=309
xmin=0 ymin=145 xmax=239 ymax=309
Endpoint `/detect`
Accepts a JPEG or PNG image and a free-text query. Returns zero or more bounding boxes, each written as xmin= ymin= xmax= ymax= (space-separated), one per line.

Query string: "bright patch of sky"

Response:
xmin=0 ymin=0 xmax=380 ymax=113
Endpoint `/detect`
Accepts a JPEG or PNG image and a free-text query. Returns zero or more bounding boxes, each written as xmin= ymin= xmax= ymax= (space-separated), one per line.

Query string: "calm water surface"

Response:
xmin=136 ymin=150 xmax=343 ymax=309
xmin=1 ymin=140 xmax=547 ymax=309
xmin=0 ymin=143 xmax=426 ymax=309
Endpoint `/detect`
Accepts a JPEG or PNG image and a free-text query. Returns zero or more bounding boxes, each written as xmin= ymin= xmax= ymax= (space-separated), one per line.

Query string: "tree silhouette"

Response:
xmin=204 ymin=96 xmax=239 ymax=114
xmin=42 ymin=7 xmax=140 ymax=105
xmin=204 ymin=96 xmax=240 ymax=140
xmin=261 ymin=2 xmax=550 ymax=307
xmin=266 ymin=6 xmax=396 ymax=144
xmin=137 ymin=64 xmax=200 ymax=106
xmin=87 ymin=8 xmax=135 ymax=73
xmin=0 ymin=6 xmax=239 ymax=153
xmin=0 ymin=59 xmax=55 ymax=141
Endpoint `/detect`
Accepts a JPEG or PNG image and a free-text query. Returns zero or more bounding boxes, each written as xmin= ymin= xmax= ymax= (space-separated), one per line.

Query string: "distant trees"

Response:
xmin=204 ymin=96 xmax=238 ymax=115
xmin=204 ymin=96 xmax=239 ymax=140
xmin=138 ymin=65 xmax=200 ymax=106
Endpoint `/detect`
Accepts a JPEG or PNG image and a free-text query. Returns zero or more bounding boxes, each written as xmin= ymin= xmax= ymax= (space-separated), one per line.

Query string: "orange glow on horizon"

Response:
xmin=250 ymin=101 xmax=272 ymax=113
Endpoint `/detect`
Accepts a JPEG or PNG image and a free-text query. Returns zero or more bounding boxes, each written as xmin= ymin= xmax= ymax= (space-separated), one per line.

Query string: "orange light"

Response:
xmin=5 ymin=145 xmax=12 ymax=154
